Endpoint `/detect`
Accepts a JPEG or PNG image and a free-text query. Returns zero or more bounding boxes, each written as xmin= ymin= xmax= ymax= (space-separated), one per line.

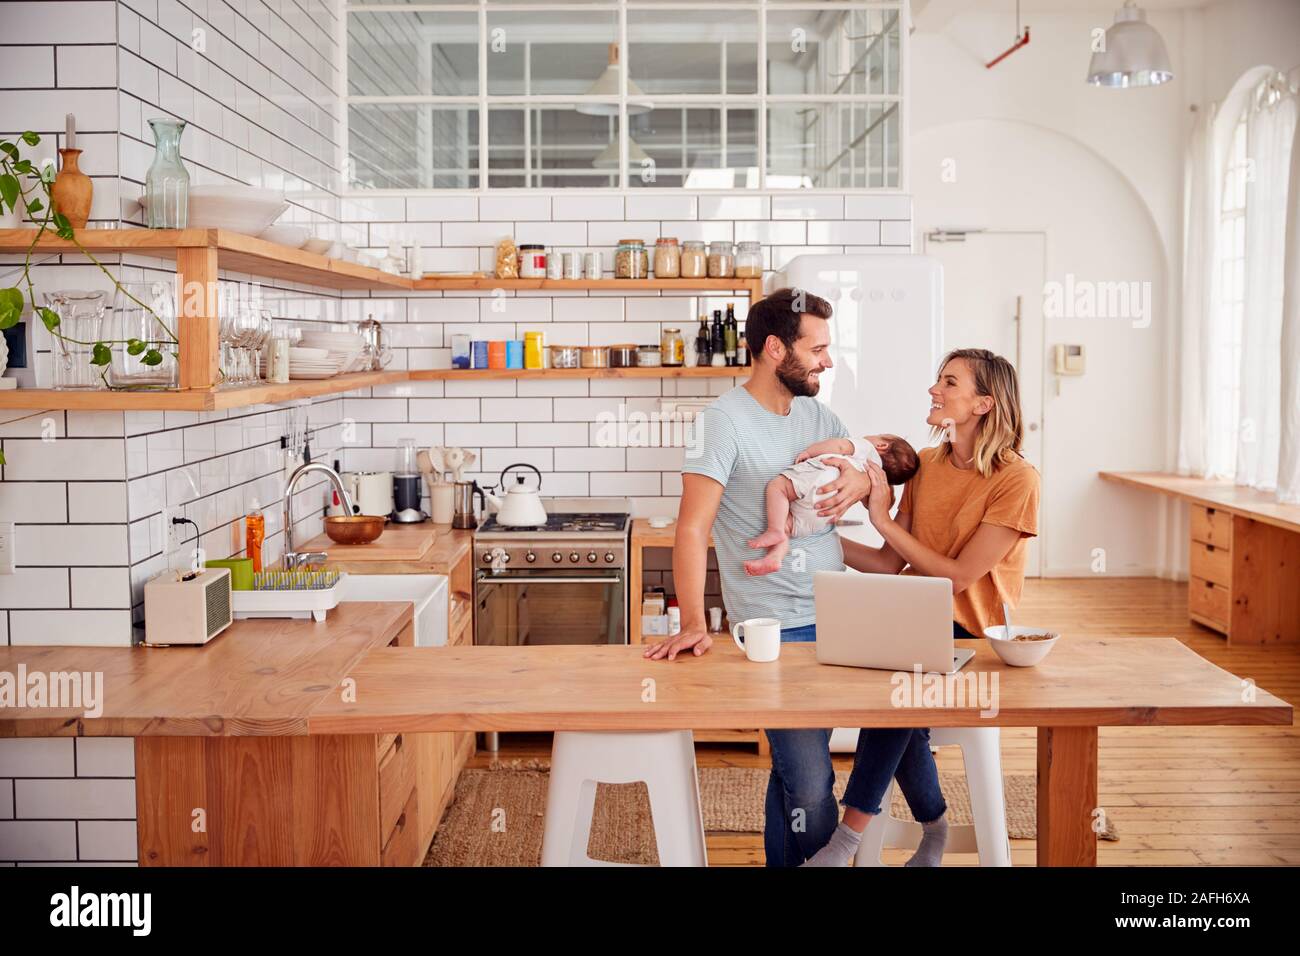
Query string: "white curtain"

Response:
xmin=1236 ymin=83 xmax=1297 ymax=490
xmin=1279 ymin=113 xmax=1300 ymax=503
xmin=1176 ymin=106 xmax=1220 ymax=477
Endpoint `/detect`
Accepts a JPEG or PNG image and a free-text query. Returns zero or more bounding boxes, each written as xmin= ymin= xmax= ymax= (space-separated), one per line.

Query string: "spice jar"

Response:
xmin=707 ymin=240 xmax=734 ymax=278
xmin=653 ymin=238 xmax=681 ymax=278
xmin=518 ymin=243 xmax=546 ymax=278
xmin=680 ymin=240 xmax=706 ymax=278
xmin=660 ymin=328 xmax=684 ymax=367
xmin=609 ymin=344 xmax=638 ymax=368
xmin=550 ymin=345 xmax=582 ymax=369
xmin=615 ymin=240 xmax=648 ymax=279
xmin=636 ymin=345 xmax=662 ymax=367
xmin=580 ymin=346 xmax=610 ymax=369
xmin=734 ymin=241 xmax=762 ymax=278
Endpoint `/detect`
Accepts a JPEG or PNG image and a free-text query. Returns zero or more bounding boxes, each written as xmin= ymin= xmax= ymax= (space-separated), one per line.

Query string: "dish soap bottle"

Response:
xmin=246 ymin=501 xmax=265 ymax=573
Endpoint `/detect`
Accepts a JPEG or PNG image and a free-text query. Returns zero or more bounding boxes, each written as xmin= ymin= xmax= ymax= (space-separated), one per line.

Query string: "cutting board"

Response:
xmin=299 ymin=525 xmax=438 ymax=562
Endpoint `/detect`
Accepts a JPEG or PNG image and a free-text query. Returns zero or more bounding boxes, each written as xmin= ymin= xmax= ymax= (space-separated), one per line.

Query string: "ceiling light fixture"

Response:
xmin=1086 ymin=2 xmax=1174 ymax=88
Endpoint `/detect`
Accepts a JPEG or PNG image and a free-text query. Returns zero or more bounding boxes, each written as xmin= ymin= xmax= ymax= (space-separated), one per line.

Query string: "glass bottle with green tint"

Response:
xmin=145 ymin=118 xmax=189 ymax=228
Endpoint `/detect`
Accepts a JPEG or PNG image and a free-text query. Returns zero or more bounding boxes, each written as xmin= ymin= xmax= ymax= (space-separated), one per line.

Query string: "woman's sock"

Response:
xmin=904 ymin=814 xmax=948 ymax=867
xmin=799 ymin=822 xmax=862 ymax=867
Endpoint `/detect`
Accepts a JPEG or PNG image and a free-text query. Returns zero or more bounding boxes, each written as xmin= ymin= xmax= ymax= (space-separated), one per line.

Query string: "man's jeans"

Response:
xmin=762 ymin=624 xmax=838 ymax=867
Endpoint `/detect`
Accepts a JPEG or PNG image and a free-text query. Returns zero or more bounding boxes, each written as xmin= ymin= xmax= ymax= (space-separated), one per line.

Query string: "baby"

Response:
xmin=744 ymin=434 xmax=920 ymax=575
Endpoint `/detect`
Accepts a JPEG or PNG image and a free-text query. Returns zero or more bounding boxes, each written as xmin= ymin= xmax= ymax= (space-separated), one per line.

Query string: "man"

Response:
xmin=643 ymin=287 xmax=867 ymax=867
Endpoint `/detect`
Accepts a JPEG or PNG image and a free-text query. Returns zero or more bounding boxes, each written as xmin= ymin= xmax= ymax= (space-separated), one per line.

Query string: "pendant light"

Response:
xmin=576 ymin=43 xmax=652 ymax=116
xmin=1086 ymin=2 xmax=1173 ymax=88
xmin=592 ymin=135 xmax=650 ymax=169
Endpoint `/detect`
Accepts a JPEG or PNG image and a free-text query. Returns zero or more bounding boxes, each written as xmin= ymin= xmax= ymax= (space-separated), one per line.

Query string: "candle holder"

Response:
xmin=51 ymin=148 xmax=92 ymax=228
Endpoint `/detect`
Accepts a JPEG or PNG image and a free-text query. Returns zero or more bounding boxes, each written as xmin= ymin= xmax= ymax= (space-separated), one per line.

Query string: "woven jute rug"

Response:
xmin=423 ymin=760 xmax=1118 ymax=867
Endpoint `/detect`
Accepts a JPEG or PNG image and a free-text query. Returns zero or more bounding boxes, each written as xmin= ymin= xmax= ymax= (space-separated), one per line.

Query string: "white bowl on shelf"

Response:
xmin=302 ymin=237 xmax=340 ymax=257
xmin=983 ymin=625 xmax=1061 ymax=667
xmin=258 ymin=224 xmax=310 ymax=248
xmin=141 ymin=185 xmax=288 ymax=235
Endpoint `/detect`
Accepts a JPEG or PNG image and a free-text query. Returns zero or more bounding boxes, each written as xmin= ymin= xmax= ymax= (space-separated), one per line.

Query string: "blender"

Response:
xmin=391 ymin=437 xmax=427 ymax=523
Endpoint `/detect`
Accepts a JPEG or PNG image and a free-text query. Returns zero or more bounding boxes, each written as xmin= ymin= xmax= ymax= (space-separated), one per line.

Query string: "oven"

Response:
xmin=474 ymin=567 xmax=626 ymax=647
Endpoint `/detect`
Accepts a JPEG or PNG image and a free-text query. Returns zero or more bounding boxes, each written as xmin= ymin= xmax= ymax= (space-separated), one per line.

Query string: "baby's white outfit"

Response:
xmin=782 ymin=438 xmax=878 ymax=538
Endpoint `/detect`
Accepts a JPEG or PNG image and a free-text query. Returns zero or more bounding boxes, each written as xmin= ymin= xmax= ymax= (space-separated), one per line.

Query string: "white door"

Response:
xmin=922 ymin=231 xmax=1046 ymax=577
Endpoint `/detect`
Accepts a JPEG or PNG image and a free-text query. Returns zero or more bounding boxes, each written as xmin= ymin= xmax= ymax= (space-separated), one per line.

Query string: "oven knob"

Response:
xmin=569 ymin=552 xmax=580 ymax=563
xmin=586 ymin=552 xmax=597 ymax=563
xmin=604 ymin=552 xmax=615 ymax=563
xmin=551 ymin=552 xmax=563 ymax=563
xmin=502 ymin=553 xmax=510 ymax=563
xmin=525 ymin=551 xmax=536 ymax=563
xmin=482 ymin=553 xmax=492 ymax=564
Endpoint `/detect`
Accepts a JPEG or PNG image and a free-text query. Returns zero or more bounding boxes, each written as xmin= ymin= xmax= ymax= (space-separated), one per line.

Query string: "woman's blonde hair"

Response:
xmin=932 ymin=348 xmax=1024 ymax=478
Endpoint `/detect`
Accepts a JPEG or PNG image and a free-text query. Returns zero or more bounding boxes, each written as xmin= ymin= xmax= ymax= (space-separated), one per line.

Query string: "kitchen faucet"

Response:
xmin=282 ymin=461 xmax=354 ymax=569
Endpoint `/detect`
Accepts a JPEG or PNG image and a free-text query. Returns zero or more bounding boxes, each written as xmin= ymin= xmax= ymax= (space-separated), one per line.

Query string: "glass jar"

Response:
xmin=145 ymin=118 xmax=189 ymax=229
xmin=615 ymin=240 xmax=648 ymax=279
xmin=734 ymin=241 xmax=762 ymax=278
xmin=653 ymin=238 xmax=680 ymax=278
xmin=707 ymin=241 xmax=735 ymax=278
xmin=45 ymin=290 xmax=106 ymax=390
xmin=660 ymin=328 xmax=684 ymax=367
xmin=107 ymin=280 xmax=178 ymax=388
xmin=680 ymin=240 xmax=707 ymax=278
xmin=636 ymin=345 xmax=662 ymax=367
xmin=518 ymin=244 xmax=546 ymax=278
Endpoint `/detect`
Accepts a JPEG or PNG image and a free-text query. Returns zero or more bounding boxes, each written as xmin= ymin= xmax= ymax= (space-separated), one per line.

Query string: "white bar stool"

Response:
xmin=853 ymin=727 xmax=1012 ymax=867
xmin=541 ymin=730 xmax=709 ymax=867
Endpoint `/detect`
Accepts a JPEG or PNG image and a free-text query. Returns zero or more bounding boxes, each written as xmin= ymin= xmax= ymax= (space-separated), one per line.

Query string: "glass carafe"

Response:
xmin=145 ymin=118 xmax=189 ymax=228
xmin=45 ymin=290 xmax=106 ymax=389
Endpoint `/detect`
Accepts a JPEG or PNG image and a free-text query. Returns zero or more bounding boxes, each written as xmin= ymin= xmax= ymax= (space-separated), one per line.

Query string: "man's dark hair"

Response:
xmin=744 ymin=287 xmax=832 ymax=362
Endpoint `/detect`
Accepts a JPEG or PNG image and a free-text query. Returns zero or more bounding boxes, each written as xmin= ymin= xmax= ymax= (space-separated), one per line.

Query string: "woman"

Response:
xmin=802 ymin=348 xmax=1040 ymax=867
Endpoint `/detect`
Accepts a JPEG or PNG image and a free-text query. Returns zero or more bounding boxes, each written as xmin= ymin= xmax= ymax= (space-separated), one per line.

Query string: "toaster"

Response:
xmin=144 ymin=568 xmax=233 ymax=646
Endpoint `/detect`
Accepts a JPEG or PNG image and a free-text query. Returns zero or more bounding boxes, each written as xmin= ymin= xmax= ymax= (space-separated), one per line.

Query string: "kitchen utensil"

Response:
xmin=732 ymin=617 xmax=782 ymax=663
xmin=431 ymin=446 xmax=475 ymax=484
xmin=392 ymin=474 xmax=426 ymax=523
xmin=143 ymin=118 xmax=188 ymax=228
xmin=430 ymin=480 xmax=455 ymax=524
xmin=324 ymin=515 xmax=385 ymax=545
xmin=394 ymin=437 xmax=419 ymax=476
xmin=984 ymin=625 xmax=1061 ymax=667
xmin=357 ymin=315 xmax=392 ymax=371
xmin=231 ymin=569 xmax=346 ymax=623
xmin=298 ymin=526 xmax=436 ymax=562
xmin=452 ymin=480 xmax=484 ymax=530
xmin=142 ymin=184 xmax=286 ymax=234
xmin=481 ymin=463 xmax=547 ymax=527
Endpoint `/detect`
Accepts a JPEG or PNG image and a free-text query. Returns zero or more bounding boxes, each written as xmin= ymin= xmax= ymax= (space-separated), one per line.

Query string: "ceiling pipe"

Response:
xmin=986 ymin=0 xmax=1030 ymax=69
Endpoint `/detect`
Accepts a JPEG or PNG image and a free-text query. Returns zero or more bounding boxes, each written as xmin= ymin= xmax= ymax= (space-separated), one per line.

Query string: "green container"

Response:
xmin=205 ymin=558 xmax=254 ymax=590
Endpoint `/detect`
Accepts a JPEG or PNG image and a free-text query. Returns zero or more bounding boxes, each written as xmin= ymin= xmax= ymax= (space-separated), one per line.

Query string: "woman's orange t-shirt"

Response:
xmin=896 ymin=446 xmax=1041 ymax=636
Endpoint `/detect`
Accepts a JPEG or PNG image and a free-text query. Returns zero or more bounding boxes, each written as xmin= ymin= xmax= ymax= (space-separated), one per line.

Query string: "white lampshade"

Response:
xmin=592 ymin=136 xmax=650 ymax=169
xmin=1086 ymin=2 xmax=1173 ymax=88
xmin=576 ymin=44 xmax=653 ymax=116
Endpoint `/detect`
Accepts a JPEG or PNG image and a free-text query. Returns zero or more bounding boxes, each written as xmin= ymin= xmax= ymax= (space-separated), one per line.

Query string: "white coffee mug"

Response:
xmin=732 ymin=618 xmax=782 ymax=663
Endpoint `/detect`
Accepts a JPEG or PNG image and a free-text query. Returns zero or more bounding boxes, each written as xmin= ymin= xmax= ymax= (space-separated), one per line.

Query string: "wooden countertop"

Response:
xmin=307 ymin=637 xmax=1291 ymax=735
xmin=0 ymin=602 xmax=412 ymax=738
xmin=1099 ymin=471 xmax=1300 ymax=535
xmin=631 ymin=517 xmax=705 ymax=549
xmin=314 ymin=525 xmax=473 ymax=576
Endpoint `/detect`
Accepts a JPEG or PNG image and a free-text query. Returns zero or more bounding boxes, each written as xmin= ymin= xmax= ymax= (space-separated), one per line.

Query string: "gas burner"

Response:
xmin=479 ymin=511 xmax=630 ymax=535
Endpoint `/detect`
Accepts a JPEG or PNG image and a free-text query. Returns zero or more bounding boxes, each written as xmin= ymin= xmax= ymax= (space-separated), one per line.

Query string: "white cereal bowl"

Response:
xmin=142 ymin=185 xmax=288 ymax=235
xmin=258 ymin=224 xmax=310 ymax=248
xmin=983 ymin=625 xmax=1061 ymax=667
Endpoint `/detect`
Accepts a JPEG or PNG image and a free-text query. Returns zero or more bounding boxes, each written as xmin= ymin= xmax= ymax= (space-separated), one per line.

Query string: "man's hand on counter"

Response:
xmin=643 ymin=625 xmax=713 ymax=661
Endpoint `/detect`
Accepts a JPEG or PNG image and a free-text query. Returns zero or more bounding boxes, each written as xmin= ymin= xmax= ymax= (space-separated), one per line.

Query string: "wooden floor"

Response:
xmin=470 ymin=578 xmax=1300 ymax=866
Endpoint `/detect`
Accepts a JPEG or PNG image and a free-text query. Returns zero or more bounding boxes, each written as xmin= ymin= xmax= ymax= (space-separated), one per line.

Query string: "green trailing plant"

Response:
xmin=0 ymin=130 xmax=179 ymax=387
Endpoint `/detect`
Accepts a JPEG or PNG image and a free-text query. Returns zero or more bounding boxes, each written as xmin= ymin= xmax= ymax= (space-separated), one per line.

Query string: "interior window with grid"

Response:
xmin=344 ymin=1 xmax=904 ymax=191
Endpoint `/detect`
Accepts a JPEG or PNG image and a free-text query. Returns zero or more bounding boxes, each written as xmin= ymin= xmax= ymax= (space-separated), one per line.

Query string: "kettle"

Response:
xmin=482 ymin=463 xmax=547 ymax=527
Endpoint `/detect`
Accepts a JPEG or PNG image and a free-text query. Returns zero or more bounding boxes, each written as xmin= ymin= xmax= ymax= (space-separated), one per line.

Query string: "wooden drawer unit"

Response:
xmin=1191 ymin=504 xmax=1232 ymax=549
xmin=380 ymin=785 xmax=420 ymax=867
xmin=378 ymin=732 xmax=415 ymax=839
xmin=1189 ymin=540 xmax=1232 ymax=587
xmin=1188 ymin=577 xmax=1231 ymax=632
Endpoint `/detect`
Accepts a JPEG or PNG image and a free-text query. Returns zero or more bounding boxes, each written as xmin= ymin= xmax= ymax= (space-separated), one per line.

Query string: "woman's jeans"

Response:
xmin=762 ymin=624 xmax=839 ymax=867
xmin=763 ymin=622 xmax=973 ymax=866
xmin=840 ymin=622 xmax=977 ymax=824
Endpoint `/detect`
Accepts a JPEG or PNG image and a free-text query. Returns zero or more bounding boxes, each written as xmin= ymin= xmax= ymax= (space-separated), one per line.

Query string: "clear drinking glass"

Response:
xmin=107 ymin=280 xmax=178 ymax=388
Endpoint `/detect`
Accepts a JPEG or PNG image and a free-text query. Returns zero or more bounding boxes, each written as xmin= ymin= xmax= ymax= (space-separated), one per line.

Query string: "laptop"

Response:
xmin=814 ymin=571 xmax=976 ymax=674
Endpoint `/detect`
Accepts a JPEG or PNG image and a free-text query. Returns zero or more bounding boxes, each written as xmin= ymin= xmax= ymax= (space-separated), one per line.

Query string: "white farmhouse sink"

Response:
xmin=338 ymin=574 xmax=448 ymax=647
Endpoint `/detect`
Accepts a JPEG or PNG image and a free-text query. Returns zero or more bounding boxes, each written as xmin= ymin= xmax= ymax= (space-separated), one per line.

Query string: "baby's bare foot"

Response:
xmin=744 ymin=538 xmax=790 ymax=576
xmin=746 ymin=527 xmax=788 ymax=550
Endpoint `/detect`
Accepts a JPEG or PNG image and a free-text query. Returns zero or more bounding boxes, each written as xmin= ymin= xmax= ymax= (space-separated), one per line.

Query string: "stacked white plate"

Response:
xmin=288 ymin=344 xmax=341 ymax=380
xmin=297 ymin=330 xmax=367 ymax=374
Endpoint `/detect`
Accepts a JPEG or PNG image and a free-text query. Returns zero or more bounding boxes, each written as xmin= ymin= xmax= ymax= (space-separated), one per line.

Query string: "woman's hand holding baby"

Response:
xmin=863 ymin=461 xmax=895 ymax=526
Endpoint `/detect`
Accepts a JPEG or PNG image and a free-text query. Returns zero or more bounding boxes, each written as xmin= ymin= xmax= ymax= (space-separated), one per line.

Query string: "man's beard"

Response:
xmin=776 ymin=352 xmax=821 ymax=397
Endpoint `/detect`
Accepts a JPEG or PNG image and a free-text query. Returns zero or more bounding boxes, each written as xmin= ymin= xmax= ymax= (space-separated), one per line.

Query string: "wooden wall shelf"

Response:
xmin=0 ymin=227 xmax=764 ymax=410
xmin=410 ymin=367 xmax=745 ymax=381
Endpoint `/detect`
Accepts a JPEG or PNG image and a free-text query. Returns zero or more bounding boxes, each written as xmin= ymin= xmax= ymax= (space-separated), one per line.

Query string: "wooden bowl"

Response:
xmin=324 ymin=515 xmax=386 ymax=545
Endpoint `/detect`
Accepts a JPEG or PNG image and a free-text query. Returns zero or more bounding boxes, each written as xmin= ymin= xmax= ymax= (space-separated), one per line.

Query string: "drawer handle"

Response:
xmin=1206 ymin=544 xmax=1215 ymax=552
xmin=1205 ymin=581 xmax=1215 ymax=588
xmin=393 ymin=734 xmax=403 ymax=751
xmin=394 ymin=812 xmax=406 ymax=831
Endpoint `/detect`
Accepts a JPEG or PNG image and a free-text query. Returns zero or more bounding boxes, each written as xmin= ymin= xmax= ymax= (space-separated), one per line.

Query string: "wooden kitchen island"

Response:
xmin=3 ymin=624 xmax=1287 ymax=867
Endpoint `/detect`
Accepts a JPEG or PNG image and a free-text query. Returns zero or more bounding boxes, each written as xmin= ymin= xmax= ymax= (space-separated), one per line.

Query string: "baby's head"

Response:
xmin=865 ymin=434 xmax=920 ymax=485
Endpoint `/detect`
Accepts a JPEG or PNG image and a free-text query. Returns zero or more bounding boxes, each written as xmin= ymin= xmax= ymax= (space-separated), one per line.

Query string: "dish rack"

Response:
xmin=230 ymin=570 xmax=348 ymax=622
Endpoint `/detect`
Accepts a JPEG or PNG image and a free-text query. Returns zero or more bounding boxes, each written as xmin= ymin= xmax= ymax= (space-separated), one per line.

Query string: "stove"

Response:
xmin=474 ymin=497 xmax=631 ymax=570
